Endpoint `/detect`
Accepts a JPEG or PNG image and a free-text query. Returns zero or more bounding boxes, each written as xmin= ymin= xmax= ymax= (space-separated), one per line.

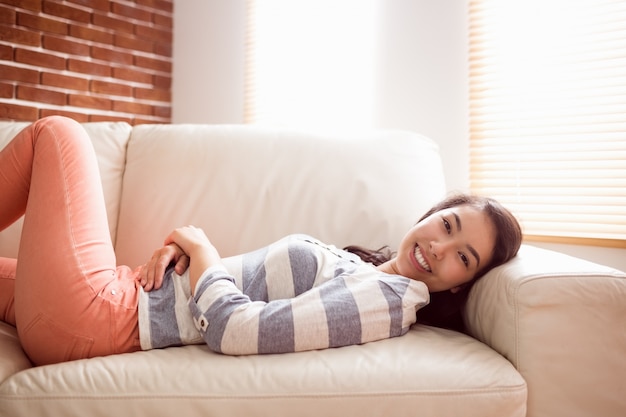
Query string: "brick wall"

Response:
xmin=0 ymin=0 xmax=173 ymax=124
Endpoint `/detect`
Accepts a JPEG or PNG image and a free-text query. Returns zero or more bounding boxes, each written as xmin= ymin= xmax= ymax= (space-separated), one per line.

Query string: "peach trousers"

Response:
xmin=0 ymin=116 xmax=141 ymax=366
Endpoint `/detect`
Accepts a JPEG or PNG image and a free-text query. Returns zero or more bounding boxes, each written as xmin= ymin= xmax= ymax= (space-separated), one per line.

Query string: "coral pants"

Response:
xmin=0 ymin=116 xmax=141 ymax=365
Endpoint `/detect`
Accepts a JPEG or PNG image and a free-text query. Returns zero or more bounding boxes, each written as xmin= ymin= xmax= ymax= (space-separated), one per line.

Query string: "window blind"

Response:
xmin=468 ymin=0 xmax=626 ymax=247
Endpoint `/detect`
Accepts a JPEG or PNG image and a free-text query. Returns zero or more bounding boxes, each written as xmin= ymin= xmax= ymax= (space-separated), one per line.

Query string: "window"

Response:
xmin=468 ymin=0 xmax=626 ymax=247
xmin=244 ymin=0 xmax=378 ymax=131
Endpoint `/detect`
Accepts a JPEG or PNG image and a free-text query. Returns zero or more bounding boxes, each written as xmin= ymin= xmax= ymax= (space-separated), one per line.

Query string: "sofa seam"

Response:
xmin=0 ymin=384 xmax=528 ymax=402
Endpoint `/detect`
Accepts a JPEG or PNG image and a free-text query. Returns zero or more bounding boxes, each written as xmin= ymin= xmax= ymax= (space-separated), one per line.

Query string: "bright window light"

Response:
xmin=245 ymin=0 xmax=378 ymax=131
xmin=469 ymin=0 xmax=626 ymax=246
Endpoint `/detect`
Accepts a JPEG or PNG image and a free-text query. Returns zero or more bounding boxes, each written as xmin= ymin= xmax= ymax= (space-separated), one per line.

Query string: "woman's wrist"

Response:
xmin=188 ymin=245 xmax=223 ymax=295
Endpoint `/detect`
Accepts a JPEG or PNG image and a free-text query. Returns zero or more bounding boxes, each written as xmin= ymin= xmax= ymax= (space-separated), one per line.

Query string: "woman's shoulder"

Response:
xmin=273 ymin=234 xmax=364 ymax=264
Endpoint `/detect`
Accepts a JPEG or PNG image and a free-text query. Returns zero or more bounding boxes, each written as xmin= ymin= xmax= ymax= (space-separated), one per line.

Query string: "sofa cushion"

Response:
xmin=0 ymin=121 xmax=131 ymax=258
xmin=0 ymin=324 xmax=526 ymax=417
xmin=114 ymin=124 xmax=447 ymax=268
xmin=0 ymin=323 xmax=31 ymax=385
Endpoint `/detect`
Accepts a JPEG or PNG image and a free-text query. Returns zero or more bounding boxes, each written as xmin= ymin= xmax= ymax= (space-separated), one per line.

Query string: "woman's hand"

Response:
xmin=139 ymin=243 xmax=190 ymax=292
xmin=164 ymin=225 xmax=223 ymax=294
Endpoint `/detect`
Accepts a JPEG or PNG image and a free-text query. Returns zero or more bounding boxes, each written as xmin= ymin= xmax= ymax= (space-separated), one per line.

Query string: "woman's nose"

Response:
xmin=430 ymin=240 xmax=452 ymax=259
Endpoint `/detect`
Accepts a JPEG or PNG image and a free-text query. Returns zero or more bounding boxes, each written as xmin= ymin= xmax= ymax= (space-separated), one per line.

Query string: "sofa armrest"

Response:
xmin=464 ymin=244 xmax=626 ymax=417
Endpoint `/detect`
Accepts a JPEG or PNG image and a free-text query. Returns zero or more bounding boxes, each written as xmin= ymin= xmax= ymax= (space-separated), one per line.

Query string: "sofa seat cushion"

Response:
xmin=0 ymin=324 xmax=526 ymax=417
xmin=0 ymin=323 xmax=31 ymax=384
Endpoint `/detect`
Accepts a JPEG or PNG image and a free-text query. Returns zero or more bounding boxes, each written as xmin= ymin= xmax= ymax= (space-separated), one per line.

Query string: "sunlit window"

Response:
xmin=245 ymin=0 xmax=378 ymax=131
xmin=469 ymin=0 xmax=626 ymax=247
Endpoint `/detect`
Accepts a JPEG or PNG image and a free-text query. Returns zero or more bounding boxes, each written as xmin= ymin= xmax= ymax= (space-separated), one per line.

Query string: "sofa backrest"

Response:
xmin=114 ymin=124 xmax=446 ymax=267
xmin=0 ymin=121 xmax=447 ymax=269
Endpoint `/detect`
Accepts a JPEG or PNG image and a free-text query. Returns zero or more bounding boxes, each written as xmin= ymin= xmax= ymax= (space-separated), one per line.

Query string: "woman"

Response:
xmin=0 ymin=116 xmax=521 ymax=366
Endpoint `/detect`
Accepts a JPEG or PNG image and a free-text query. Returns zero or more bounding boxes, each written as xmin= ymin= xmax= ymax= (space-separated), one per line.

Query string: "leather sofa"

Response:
xmin=0 ymin=121 xmax=624 ymax=417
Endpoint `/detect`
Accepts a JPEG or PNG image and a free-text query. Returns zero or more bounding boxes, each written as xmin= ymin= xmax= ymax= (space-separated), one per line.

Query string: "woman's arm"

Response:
xmin=188 ymin=267 xmax=429 ymax=355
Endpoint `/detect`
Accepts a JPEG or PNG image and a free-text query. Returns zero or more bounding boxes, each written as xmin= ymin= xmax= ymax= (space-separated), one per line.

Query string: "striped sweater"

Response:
xmin=138 ymin=234 xmax=429 ymax=354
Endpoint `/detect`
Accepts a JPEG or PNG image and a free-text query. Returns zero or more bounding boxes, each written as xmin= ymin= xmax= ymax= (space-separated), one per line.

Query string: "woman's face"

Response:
xmin=393 ymin=204 xmax=496 ymax=293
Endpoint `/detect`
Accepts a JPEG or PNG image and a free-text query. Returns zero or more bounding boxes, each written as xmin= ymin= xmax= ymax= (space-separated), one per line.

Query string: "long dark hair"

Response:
xmin=344 ymin=194 xmax=522 ymax=331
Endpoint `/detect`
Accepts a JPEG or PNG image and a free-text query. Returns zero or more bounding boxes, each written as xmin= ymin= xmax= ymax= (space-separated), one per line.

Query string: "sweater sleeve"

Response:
xmin=187 ymin=265 xmax=430 ymax=355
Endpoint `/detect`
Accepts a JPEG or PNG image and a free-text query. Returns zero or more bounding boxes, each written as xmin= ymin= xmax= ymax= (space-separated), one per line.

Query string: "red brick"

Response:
xmin=43 ymin=35 xmax=90 ymax=56
xmin=91 ymin=79 xmax=132 ymax=97
xmin=136 ymin=0 xmax=173 ymax=13
xmin=91 ymin=45 xmax=133 ymax=65
xmin=0 ymin=82 xmax=14 ymax=98
xmin=153 ymin=12 xmax=172 ymax=28
xmin=0 ymin=64 xmax=39 ymax=83
xmin=68 ymin=94 xmax=111 ymax=111
xmin=41 ymin=71 xmax=89 ymax=91
xmin=0 ymin=6 xmax=16 ymax=24
xmin=66 ymin=0 xmax=109 ymax=12
xmin=41 ymin=108 xmax=89 ymax=122
xmin=111 ymin=2 xmax=152 ymax=22
xmin=17 ymin=85 xmax=66 ymax=105
xmin=134 ymin=24 xmax=171 ymax=44
xmin=0 ymin=0 xmax=41 ymax=12
xmin=112 ymin=100 xmax=153 ymax=115
xmin=0 ymin=102 xmax=39 ymax=121
xmin=0 ymin=25 xmax=41 ymax=46
xmin=134 ymin=87 xmax=170 ymax=102
xmin=89 ymin=114 xmax=133 ymax=123
xmin=153 ymin=74 xmax=171 ymax=89
xmin=112 ymin=66 xmax=153 ymax=85
xmin=153 ymin=105 xmax=170 ymax=118
xmin=134 ymin=55 xmax=171 ymax=73
xmin=69 ymin=24 xmax=113 ymax=44
xmin=15 ymin=48 xmax=65 ymax=69
xmin=154 ymin=41 xmax=171 ymax=58
xmin=0 ymin=44 xmax=13 ymax=60
xmin=17 ymin=12 xmax=67 ymax=35
xmin=68 ymin=58 xmax=111 ymax=77
xmin=114 ymin=33 xmax=153 ymax=54
xmin=152 ymin=75 xmax=172 ymax=90
xmin=92 ymin=12 xmax=133 ymax=34
xmin=43 ymin=1 xmax=91 ymax=23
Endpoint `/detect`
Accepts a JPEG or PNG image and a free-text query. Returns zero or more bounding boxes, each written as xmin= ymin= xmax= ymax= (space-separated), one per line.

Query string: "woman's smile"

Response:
xmin=411 ymin=244 xmax=432 ymax=273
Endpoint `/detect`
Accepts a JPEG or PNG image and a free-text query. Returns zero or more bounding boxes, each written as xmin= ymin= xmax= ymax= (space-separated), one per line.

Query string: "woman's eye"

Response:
xmin=443 ymin=218 xmax=451 ymax=234
xmin=459 ymin=252 xmax=469 ymax=267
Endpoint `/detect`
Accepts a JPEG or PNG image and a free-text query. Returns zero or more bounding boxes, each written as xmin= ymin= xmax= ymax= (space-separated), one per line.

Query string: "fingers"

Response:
xmin=174 ymin=254 xmax=190 ymax=275
xmin=139 ymin=244 xmax=188 ymax=292
xmin=164 ymin=225 xmax=213 ymax=258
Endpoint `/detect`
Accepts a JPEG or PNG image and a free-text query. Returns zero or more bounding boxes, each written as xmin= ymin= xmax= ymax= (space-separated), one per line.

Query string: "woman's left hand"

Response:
xmin=139 ymin=243 xmax=190 ymax=292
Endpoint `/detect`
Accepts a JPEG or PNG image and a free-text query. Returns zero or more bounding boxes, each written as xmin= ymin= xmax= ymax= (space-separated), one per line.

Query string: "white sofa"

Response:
xmin=0 ymin=121 xmax=624 ymax=417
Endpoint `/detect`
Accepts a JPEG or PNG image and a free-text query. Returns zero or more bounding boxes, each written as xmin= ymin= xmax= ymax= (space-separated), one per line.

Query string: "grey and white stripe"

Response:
xmin=139 ymin=234 xmax=430 ymax=354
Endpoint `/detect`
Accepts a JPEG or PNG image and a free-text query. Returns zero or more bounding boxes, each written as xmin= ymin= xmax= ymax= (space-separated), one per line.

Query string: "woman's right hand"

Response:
xmin=164 ymin=225 xmax=223 ymax=295
xmin=139 ymin=243 xmax=190 ymax=292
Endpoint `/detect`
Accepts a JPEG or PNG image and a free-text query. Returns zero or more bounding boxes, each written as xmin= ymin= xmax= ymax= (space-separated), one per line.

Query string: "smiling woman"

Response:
xmin=345 ymin=194 xmax=523 ymax=331
xmin=0 ymin=117 xmax=521 ymax=365
xmin=379 ymin=205 xmax=496 ymax=293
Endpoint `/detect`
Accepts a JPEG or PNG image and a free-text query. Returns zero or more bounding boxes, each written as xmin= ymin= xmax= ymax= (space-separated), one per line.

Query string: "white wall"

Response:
xmin=373 ymin=0 xmax=469 ymax=193
xmin=172 ymin=0 xmax=626 ymax=272
xmin=172 ymin=0 xmax=246 ymax=124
